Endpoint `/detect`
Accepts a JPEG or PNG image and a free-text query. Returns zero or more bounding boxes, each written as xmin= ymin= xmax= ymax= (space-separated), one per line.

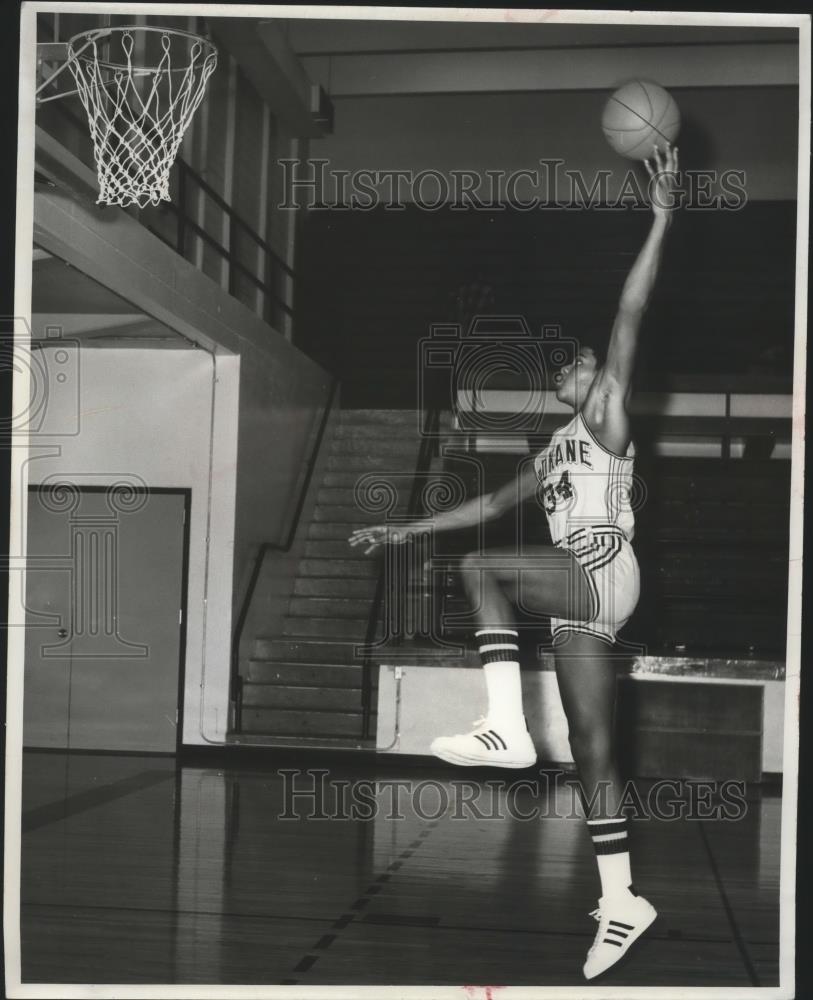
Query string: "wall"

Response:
xmin=30 ymin=184 xmax=336 ymax=746
xmin=25 ymin=336 xmax=334 ymax=746
xmin=230 ymin=334 xmax=333 ymax=632
xmin=236 ymin=389 xmax=340 ymax=665
xmin=295 ymin=202 xmax=797 ymax=407
xmin=378 ymin=665 xmax=786 ymax=774
xmin=302 ymin=88 xmax=798 ymax=205
xmin=25 ymin=345 xmax=240 ymax=747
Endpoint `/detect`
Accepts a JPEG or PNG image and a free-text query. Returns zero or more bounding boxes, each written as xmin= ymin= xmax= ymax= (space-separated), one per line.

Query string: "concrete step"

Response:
xmin=282 ymin=616 xmax=371 ymax=639
xmin=312 ymin=505 xmax=390 ymax=524
xmin=253 ymin=637 xmax=361 ymax=663
xmin=245 ymin=660 xmax=365 ymax=686
xmin=229 ymin=732 xmax=378 ymax=750
xmin=319 ymin=468 xmax=450 ymax=492
xmin=315 ymin=487 xmax=355 ymax=507
xmin=334 ymin=432 xmax=458 ymax=453
xmin=242 ymin=684 xmax=363 ymax=712
xmin=297 ymin=558 xmax=379 ymax=578
xmin=288 ymin=596 xmax=378 ymax=619
xmin=304 ymin=538 xmax=387 ymax=560
xmin=339 ymin=409 xmax=420 ymax=426
xmin=327 ymin=453 xmax=419 ymax=471
xmin=293 ymin=576 xmax=378 ymax=598
xmin=308 ymin=515 xmax=371 ymax=532
xmin=335 ymin=423 xmax=424 ymax=441
xmin=321 ymin=471 xmax=367 ymax=488
xmin=240 ymin=708 xmax=363 ymax=738
xmin=331 ymin=437 xmax=419 ymax=456
xmin=315 ymin=487 xmax=411 ymax=509
xmin=339 ymin=408 xmax=454 ymax=428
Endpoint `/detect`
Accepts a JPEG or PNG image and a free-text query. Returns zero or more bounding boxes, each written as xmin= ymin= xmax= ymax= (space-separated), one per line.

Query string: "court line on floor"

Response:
xmin=697 ymin=820 xmax=760 ymax=986
xmin=20 ymin=900 xmax=750 ymax=949
xmin=21 ymin=770 xmax=175 ymax=833
xmin=279 ymin=817 xmax=444 ymax=985
xmin=19 ymin=901 xmax=362 ymax=925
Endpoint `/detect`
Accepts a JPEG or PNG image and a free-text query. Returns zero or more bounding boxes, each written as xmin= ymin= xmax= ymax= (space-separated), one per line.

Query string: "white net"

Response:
xmin=67 ymin=27 xmax=217 ymax=208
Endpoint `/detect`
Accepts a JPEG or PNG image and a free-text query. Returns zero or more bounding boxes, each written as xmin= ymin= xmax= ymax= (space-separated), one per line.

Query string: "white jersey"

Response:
xmin=533 ymin=411 xmax=636 ymax=547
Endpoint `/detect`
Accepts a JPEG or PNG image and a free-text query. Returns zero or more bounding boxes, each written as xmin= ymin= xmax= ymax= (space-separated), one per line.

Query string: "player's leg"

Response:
xmin=458 ymin=544 xmax=594 ymax=628
xmin=459 ymin=544 xmax=594 ymax=730
xmin=430 ymin=546 xmax=593 ymax=768
xmin=554 ymin=631 xmax=657 ymax=979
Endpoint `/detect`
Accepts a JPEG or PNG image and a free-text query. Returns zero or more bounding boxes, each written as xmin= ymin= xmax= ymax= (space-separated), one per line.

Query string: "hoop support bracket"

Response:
xmin=36 ymin=38 xmax=93 ymax=104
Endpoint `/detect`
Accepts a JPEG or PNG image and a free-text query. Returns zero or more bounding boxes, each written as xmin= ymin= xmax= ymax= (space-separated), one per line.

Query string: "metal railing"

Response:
xmin=360 ymin=408 xmax=441 ymax=739
xmin=148 ymin=159 xmax=296 ymax=327
xmin=39 ymin=101 xmax=294 ymax=330
xmin=230 ymin=378 xmax=338 ymax=732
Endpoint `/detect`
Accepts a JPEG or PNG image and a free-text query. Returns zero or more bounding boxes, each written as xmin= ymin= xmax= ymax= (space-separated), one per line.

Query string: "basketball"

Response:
xmin=602 ymin=80 xmax=681 ymax=160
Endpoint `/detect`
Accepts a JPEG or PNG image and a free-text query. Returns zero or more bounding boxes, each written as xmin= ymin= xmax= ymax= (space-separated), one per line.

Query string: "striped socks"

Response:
xmin=475 ymin=628 xmax=526 ymax=728
xmin=587 ymin=816 xmax=632 ymax=899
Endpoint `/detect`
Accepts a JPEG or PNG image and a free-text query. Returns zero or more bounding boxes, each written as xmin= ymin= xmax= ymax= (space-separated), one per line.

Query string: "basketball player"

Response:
xmin=350 ymin=142 xmax=678 ymax=979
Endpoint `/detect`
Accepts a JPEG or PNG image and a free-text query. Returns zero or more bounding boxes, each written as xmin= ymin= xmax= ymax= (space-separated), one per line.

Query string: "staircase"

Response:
xmin=238 ymin=409 xmax=437 ymax=742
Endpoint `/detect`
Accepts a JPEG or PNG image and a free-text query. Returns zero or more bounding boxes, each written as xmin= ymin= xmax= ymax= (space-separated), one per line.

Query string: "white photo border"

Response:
xmin=5 ymin=5 xmax=810 ymax=999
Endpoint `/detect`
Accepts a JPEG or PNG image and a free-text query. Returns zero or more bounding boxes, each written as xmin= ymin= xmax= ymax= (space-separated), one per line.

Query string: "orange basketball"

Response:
xmin=602 ymin=80 xmax=681 ymax=161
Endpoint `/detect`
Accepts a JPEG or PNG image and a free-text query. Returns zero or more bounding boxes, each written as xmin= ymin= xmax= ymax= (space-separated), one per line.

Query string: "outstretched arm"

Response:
xmin=604 ymin=143 xmax=678 ymax=393
xmin=348 ymin=462 xmax=539 ymax=554
xmin=584 ymin=143 xmax=678 ymax=451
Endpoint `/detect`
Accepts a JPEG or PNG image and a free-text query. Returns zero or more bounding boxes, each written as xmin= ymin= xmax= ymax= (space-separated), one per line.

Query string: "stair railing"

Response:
xmin=360 ymin=407 xmax=441 ymax=739
xmin=230 ymin=377 xmax=339 ymax=732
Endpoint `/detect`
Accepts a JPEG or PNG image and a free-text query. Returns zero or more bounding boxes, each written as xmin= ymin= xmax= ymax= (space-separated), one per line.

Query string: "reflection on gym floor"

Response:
xmin=19 ymin=751 xmax=780 ymax=987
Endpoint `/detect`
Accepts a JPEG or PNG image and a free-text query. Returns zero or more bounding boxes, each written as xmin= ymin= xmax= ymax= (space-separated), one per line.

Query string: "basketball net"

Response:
xmin=66 ymin=27 xmax=217 ymax=208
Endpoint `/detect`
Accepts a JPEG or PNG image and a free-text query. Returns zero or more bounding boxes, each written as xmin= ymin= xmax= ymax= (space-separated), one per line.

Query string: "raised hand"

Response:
xmin=643 ymin=142 xmax=679 ymax=222
xmin=348 ymin=524 xmax=408 ymax=556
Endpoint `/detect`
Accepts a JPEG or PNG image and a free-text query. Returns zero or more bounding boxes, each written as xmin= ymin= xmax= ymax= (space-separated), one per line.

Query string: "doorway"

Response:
xmin=24 ymin=486 xmax=190 ymax=752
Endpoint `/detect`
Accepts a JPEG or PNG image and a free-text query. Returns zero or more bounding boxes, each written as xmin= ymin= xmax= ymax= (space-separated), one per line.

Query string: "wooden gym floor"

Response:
xmin=17 ymin=750 xmax=780 ymax=988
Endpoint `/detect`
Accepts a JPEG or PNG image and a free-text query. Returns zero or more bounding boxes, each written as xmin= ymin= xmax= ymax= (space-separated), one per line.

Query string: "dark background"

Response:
xmin=297 ymin=202 xmax=796 ymax=407
xmin=297 ymin=203 xmax=795 ymax=659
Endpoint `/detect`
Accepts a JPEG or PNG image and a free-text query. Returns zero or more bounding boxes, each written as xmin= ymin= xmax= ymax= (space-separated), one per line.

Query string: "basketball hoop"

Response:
xmin=46 ymin=26 xmax=217 ymax=208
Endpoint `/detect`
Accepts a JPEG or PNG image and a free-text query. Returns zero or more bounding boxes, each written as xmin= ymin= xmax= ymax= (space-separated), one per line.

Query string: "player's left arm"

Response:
xmin=585 ymin=143 xmax=679 ymax=451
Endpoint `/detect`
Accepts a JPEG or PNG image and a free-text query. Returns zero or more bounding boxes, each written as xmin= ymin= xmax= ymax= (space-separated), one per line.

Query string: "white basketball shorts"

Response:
xmin=550 ymin=525 xmax=640 ymax=644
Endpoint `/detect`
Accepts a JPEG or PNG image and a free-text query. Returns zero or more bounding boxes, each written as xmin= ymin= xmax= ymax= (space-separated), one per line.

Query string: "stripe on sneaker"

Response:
xmin=609 ymin=920 xmax=635 ymax=931
xmin=471 ymin=730 xmax=510 ymax=753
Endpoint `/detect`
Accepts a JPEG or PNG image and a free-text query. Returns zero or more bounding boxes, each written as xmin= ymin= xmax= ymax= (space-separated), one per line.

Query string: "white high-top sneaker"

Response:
xmin=430 ymin=717 xmax=537 ymax=768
